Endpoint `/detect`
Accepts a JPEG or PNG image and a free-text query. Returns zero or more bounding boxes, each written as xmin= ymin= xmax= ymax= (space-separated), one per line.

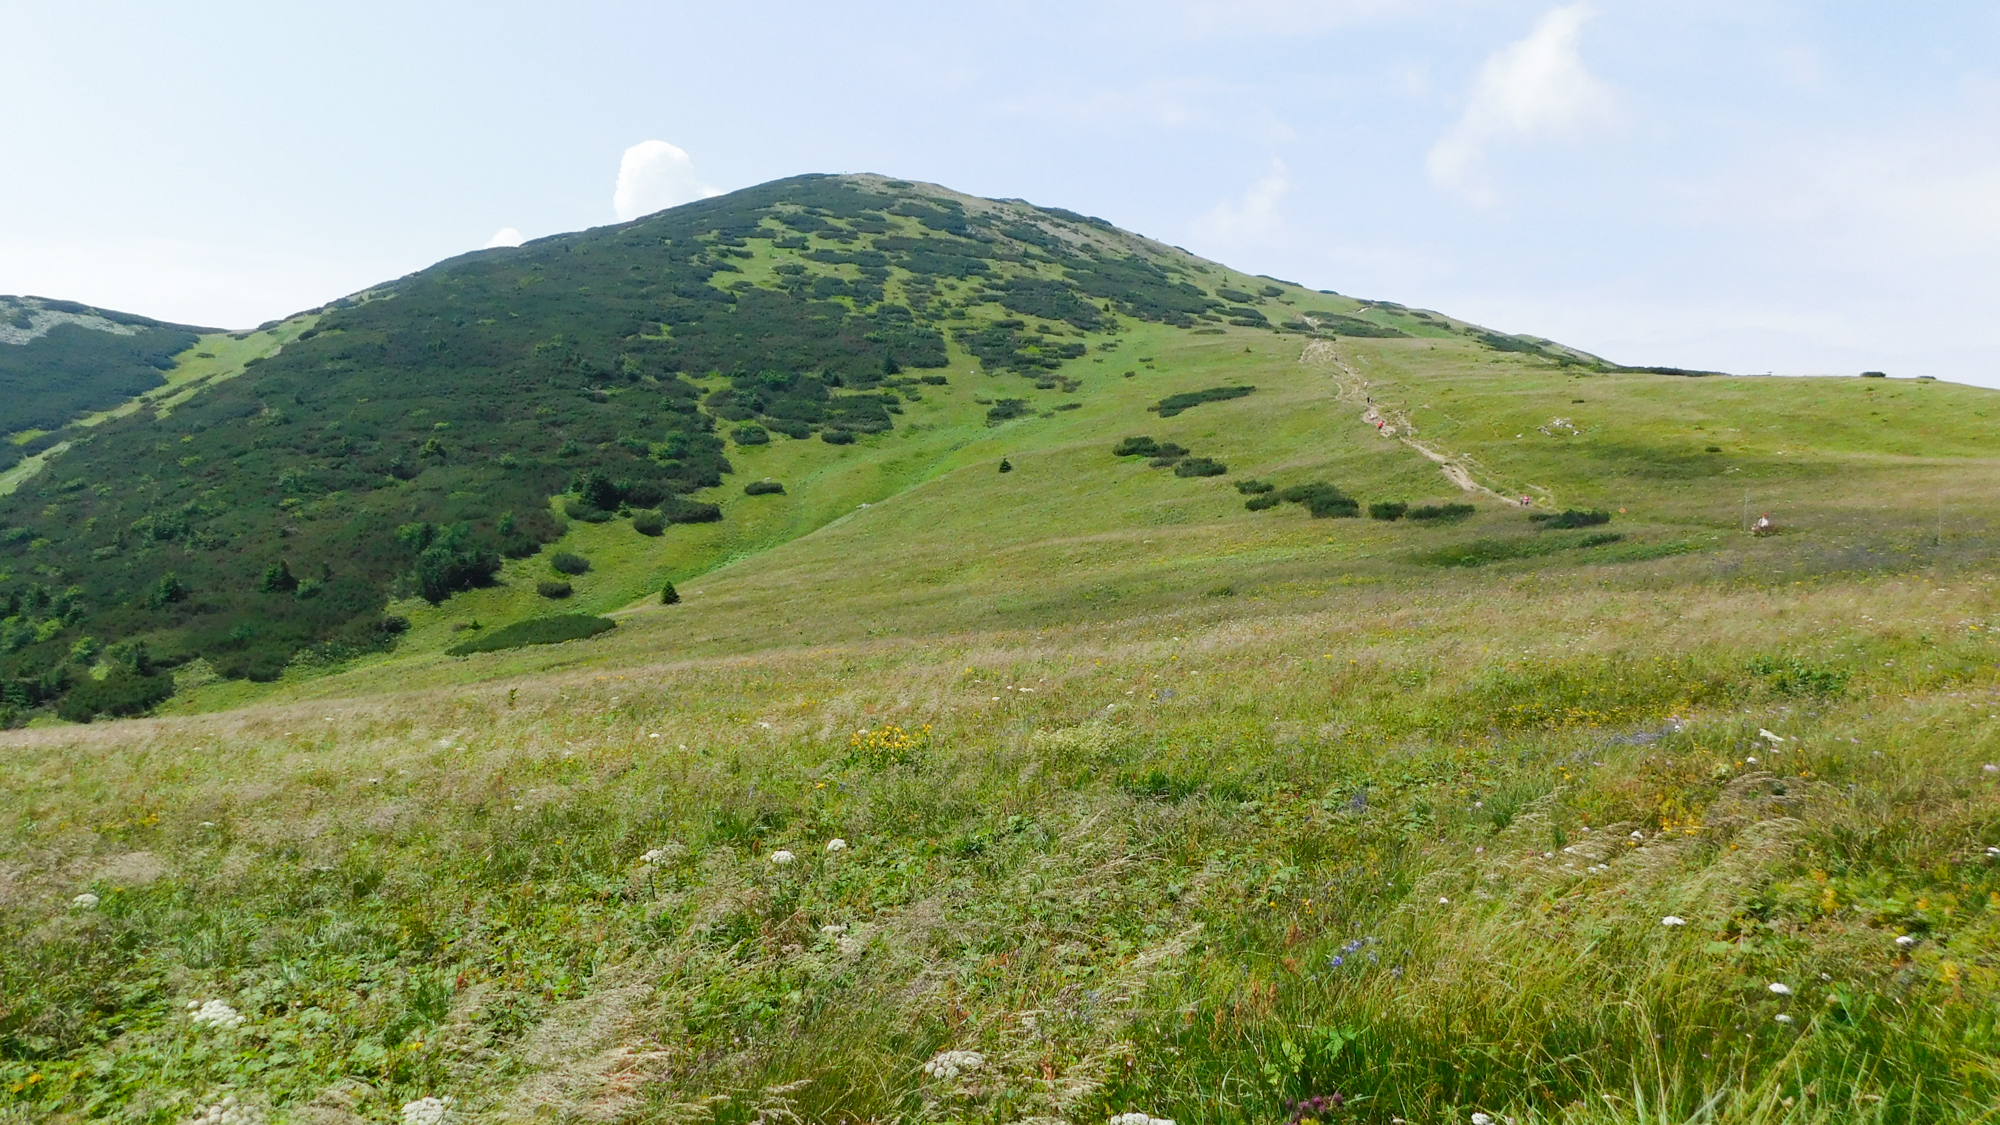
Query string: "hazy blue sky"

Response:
xmin=5 ymin=2 xmax=1999 ymax=384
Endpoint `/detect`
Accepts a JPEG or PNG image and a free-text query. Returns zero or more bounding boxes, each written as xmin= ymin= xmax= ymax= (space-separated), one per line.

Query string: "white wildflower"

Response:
xmin=820 ymin=923 xmax=848 ymax=934
xmin=825 ymin=838 xmax=848 ymax=853
xmin=188 ymin=1000 xmax=245 ymax=1029
xmin=187 ymin=1094 xmax=266 ymax=1125
xmin=1472 ymin=1114 xmax=1494 ymax=1125
xmin=71 ymin=892 xmax=100 ymax=909
xmin=1767 ymin=982 xmax=1792 ymax=996
xmin=768 ymin=850 xmax=796 ymax=866
xmin=1629 ymin=831 xmax=1645 ymax=841
xmin=1758 ymin=728 xmax=1785 ymax=743
xmin=1109 ymin=1114 xmax=1175 ymax=1125
xmin=1661 ymin=916 xmax=1686 ymax=927
xmin=640 ymin=843 xmax=686 ymax=865
xmin=1895 ymin=934 xmax=1917 ymax=947
xmin=1438 ymin=896 xmax=1450 ymax=904
xmin=401 ymin=1097 xmax=454 ymax=1125
xmin=1774 ymin=1013 xmax=1794 ymax=1024
xmin=921 ymin=1049 xmax=986 ymax=1081
xmin=1987 ymin=846 xmax=2000 ymax=858
xmin=1984 ymin=764 xmax=1999 ymax=774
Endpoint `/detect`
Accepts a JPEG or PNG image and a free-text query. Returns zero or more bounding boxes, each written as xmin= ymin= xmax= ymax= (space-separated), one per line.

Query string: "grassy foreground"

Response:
xmin=4 ymin=556 xmax=2000 ymax=1123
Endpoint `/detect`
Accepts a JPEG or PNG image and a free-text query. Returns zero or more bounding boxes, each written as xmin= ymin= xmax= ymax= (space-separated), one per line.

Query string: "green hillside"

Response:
xmin=5 ymin=177 xmax=2000 ymax=1125
xmin=0 ymin=296 xmax=211 ymax=475
xmin=0 ymin=174 xmax=1601 ymax=726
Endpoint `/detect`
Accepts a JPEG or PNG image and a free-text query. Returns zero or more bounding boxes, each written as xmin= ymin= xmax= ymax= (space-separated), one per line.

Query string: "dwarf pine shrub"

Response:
xmin=661 ymin=581 xmax=680 ymax=605
xmin=1279 ymin=482 xmax=1359 ymax=517
xmin=1174 ymin=457 xmax=1226 ymax=477
xmin=536 ymin=579 xmax=573 ymax=599
xmin=1115 ymin=436 xmax=1160 ymax=457
xmin=744 ymin=480 xmax=785 ymax=496
xmin=445 ymin=614 xmax=614 ymax=655
xmin=550 ymin=551 xmax=591 ymax=575
xmin=1408 ymin=502 xmax=1476 ymax=522
xmin=1245 ymin=493 xmax=1281 ymax=511
xmin=1369 ymin=501 xmax=1409 ymax=521
xmin=1530 ymin=508 xmax=1611 ymax=529
xmin=630 ymin=511 xmax=665 ymax=536
xmin=1236 ymin=479 xmax=1274 ymax=494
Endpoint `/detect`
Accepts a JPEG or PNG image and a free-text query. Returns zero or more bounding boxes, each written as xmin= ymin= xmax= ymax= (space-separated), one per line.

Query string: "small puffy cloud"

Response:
xmin=483 ymin=227 xmax=525 ymax=249
xmin=1193 ymin=159 xmax=1292 ymax=243
xmin=1428 ymin=4 xmax=1616 ymax=203
xmin=613 ymin=141 xmax=721 ymax=222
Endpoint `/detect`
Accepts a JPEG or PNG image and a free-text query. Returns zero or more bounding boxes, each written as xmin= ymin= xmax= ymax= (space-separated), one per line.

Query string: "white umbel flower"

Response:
xmin=1895 ymin=934 xmax=1917 ymax=947
xmin=401 ymin=1097 xmax=454 ymax=1125
xmin=825 ymin=838 xmax=848 ymax=853
xmin=71 ymin=893 xmax=100 ymax=909
xmin=1471 ymin=1114 xmax=1494 ymax=1125
xmin=1109 ymin=1114 xmax=1176 ymax=1125
xmin=639 ymin=843 xmax=686 ymax=865
xmin=1767 ymin=982 xmax=1792 ymax=996
xmin=768 ymin=850 xmax=796 ymax=866
xmin=188 ymin=1000 xmax=244 ymax=1029
xmin=186 ymin=1094 xmax=266 ymax=1125
xmin=1661 ymin=916 xmax=1687 ymax=927
xmin=921 ymin=1049 xmax=986 ymax=1081
xmin=1774 ymin=1013 xmax=1795 ymax=1024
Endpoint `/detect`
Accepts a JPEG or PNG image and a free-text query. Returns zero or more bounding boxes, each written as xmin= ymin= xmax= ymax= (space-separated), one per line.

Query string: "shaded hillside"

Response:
xmin=0 ymin=296 xmax=208 ymax=473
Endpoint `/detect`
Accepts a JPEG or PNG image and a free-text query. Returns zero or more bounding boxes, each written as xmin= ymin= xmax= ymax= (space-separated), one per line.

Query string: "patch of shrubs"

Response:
xmin=1369 ymin=501 xmax=1408 ymax=521
xmin=1114 ymin=436 xmax=1160 ymax=457
xmin=630 ymin=510 xmax=665 ymax=536
xmin=1278 ymin=482 xmax=1360 ymax=518
xmin=446 ymin=614 xmax=615 ymax=656
xmin=1408 ymin=503 xmax=1476 ymax=522
xmin=1749 ymin=655 xmax=1850 ymax=697
xmin=1147 ymin=444 xmax=1190 ymax=467
xmin=919 ymin=374 xmax=949 ymax=385
xmin=822 ymin=428 xmax=856 ymax=445
xmin=1175 ymin=457 xmax=1226 ymax=477
xmin=661 ymin=496 xmax=722 ymax=523
xmin=55 ymin=666 xmax=174 ymax=723
xmin=985 ymin=399 xmax=1031 ymax=424
xmin=1244 ymin=493 xmax=1281 ymax=511
xmin=1152 ymin=385 xmax=1255 ymax=417
xmin=550 ymin=551 xmax=591 ymax=575
xmin=733 ymin=423 xmax=770 ymax=445
xmin=1236 ymin=479 xmax=1274 ymax=494
xmin=744 ymin=480 xmax=785 ymax=495
xmin=1530 ymin=509 xmax=1611 ymax=529
xmin=536 ymin=579 xmax=573 ymax=599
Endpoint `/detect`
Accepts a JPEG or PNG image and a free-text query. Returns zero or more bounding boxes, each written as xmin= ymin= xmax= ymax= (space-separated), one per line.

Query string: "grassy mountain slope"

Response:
xmin=0 ymin=173 xmax=1582 ymax=726
xmin=5 ymin=179 xmax=2000 ymax=1124
xmin=0 ymin=296 xmax=212 ymax=474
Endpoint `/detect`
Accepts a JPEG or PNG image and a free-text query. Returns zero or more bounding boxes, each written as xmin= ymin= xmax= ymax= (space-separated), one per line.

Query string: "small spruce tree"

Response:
xmin=661 ymin=582 xmax=681 ymax=605
xmin=999 ymin=458 xmax=1013 ymax=473
xmin=260 ymin=560 xmax=298 ymax=593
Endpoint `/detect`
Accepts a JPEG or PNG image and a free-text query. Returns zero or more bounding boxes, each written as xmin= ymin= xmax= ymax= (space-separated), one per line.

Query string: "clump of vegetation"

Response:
xmin=630 ymin=511 xmax=666 ymax=537
xmin=445 ymin=613 xmax=614 ymax=655
xmin=1236 ymin=479 xmax=1274 ymax=495
xmin=1408 ymin=502 xmax=1476 ymax=522
xmin=733 ymin=423 xmax=770 ymax=445
xmin=550 ymin=552 xmax=591 ymax=576
xmin=1146 ymin=443 xmax=1190 ymax=467
xmin=1278 ymin=482 xmax=1359 ymax=517
xmin=1114 ymin=436 xmax=1160 ymax=457
xmin=1174 ymin=457 xmax=1226 ymax=477
xmin=536 ymin=579 xmax=573 ymax=599
xmin=1531 ymin=508 xmax=1613 ymax=529
xmin=660 ymin=581 xmax=680 ymax=605
xmin=1369 ymin=501 xmax=1409 ymax=520
xmin=1749 ymin=655 xmax=1850 ymax=697
xmin=985 ymin=399 xmax=1031 ymax=424
xmin=999 ymin=458 xmax=1014 ymax=473
xmin=1150 ymin=385 xmax=1256 ymax=417
xmin=822 ymin=428 xmax=856 ymax=445
xmin=1245 ymin=493 xmax=1281 ymax=511
xmin=744 ymin=480 xmax=785 ymax=496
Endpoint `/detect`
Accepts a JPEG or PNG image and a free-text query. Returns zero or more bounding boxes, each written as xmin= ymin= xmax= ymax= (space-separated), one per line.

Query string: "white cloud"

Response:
xmin=612 ymin=140 xmax=721 ymax=222
xmin=1427 ymin=4 xmax=1616 ymax=203
xmin=483 ymin=227 xmax=525 ymax=249
xmin=1192 ymin=159 xmax=1292 ymax=243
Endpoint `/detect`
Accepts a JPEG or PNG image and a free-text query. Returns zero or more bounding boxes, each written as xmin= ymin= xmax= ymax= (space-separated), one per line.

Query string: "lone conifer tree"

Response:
xmin=998 ymin=458 xmax=1013 ymax=473
xmin=661 ymin=581 xmax=681 ymax=605
xmin=260 ymin=560 xmax=298 ymax=593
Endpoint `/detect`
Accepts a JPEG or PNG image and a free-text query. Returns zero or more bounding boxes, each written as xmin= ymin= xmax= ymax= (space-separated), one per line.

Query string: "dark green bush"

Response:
xmin=1369 ymin=501 xmax=1409 ymax=521
xmin=1245 ymin=493 xmax=1281 ymax=511
xmin=562 ymin=498 xmax=614 ymax=523
xmin=822 ymin=428 xmax=856 ymax=445
xmin=446 ymin=614 xmax=614 ymax=656
xmin=55 ymin=666 xmax=173 ymax=722
xmin=733 ymin=423 xmax=770 ymax=445
xmin=1277 ymin=482 xmax=1359 ymax=518
xmin=999 ymin=458 xmax=1013 ymax=473
xmin=1530 ymin=509 xmax=1611 ymax=529
xmin=260 ymin=560 xmax=298 ymax=593
xmin=536 ymin=579 xmax=573 ymax=599
xmin=744 ymin=480 xmax=785 ymax=496
xmin=1175 ymin=457 xmax=1226 ymax=477
xmin=919 ymin=375 xmax=948 ymax=385
xmin=415 ymin=525 xmax=500 ymax=603
xmin=144 ymin=572 xmax=189 ymax=609
xmin=1408 ymin=502 xmax=1476 ymax=522
xmin=1236 ymin=479 xmax=1274 ymax=494
xmin=984 ymin=399 xmax=1030 ymax=424
xmin=630 ymin=511 xmax=665 ymax=536
xmin=662 ymin=497 xmax=722 ymax=523
xmin=1114 ymin=436 xmax=1160 ymax=457
xmin=550 ymin=551 xmax=591 ymax=575
xmin=1151 ymin=385 xmax=1255 ymax=417
xmin=661 ymin=582 xmax=681 ymax=605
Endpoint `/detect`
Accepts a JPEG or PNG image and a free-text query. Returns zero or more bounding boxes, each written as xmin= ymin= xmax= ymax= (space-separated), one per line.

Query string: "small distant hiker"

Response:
xmin=1520 ymin=495 xmax=1531 ymax=507
xmin=1752 ymin=513 xmax=1775 ymax=536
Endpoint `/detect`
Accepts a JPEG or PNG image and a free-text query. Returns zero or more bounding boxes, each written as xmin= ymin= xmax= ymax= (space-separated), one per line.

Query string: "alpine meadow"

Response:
xmin=4 ymin=174 xmax=2000 ymax=1125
